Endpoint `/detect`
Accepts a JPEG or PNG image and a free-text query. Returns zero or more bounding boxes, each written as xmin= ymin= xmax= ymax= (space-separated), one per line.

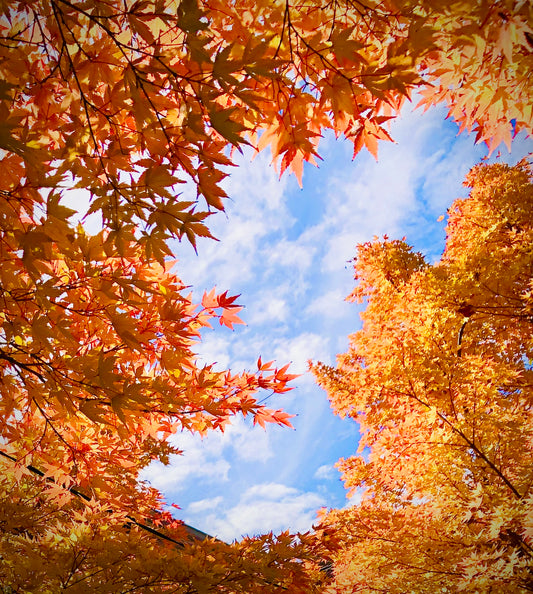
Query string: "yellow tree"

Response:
xmin=312 ymin=160 xmax=533 ymax=592
xmin=1 ymin=0 xmax=532 ymax=590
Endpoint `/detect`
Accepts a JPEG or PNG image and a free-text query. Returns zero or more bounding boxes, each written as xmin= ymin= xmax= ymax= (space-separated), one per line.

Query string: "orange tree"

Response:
xmin=0 ymin=0 xmax=532 ymax=590
xmin=312 ymin=160 xmax=533 ymax=592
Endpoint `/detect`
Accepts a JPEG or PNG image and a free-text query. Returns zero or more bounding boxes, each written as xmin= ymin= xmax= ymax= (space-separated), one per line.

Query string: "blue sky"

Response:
xmin=137 ymin=100 xmax=533 ymax=543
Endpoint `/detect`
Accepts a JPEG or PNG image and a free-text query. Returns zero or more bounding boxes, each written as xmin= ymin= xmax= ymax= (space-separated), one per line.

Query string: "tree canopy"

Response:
xmin=2 ymin=0 xmax=532 ymax=223
xmin=1 ymin=0 xmax=532 ymax=590
xmin=313 ymin=160 xmax=533 ymax=592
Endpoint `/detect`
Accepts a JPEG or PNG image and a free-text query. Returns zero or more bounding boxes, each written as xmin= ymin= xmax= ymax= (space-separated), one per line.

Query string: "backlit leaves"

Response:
xmin=1 ymin=0 xmax=532 ymax=589
xmin=0 ymin=0 xmax=530 ymax=241
xmin=313 ymin=161 xmax=533 ymax=592
xmin=0 ymin=201 xmax=307 ymax=587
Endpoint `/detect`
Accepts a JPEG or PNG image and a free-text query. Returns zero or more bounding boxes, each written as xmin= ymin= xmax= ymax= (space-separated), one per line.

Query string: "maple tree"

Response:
xmin=312 ymin=160 xmax=533 ymax=592
xmin=1 ymin=0 xmax=532 ymax=590
xmin=0 ymin=203 xmax=325 ymax=590
xmin=1 ymin=0 xmax=531 ymax=211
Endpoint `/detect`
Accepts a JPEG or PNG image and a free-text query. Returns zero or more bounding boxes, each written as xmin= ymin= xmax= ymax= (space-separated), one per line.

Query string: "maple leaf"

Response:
xmin=201 ymin=287 xmax=219 ymax=310
xmin=219 ymin=306 xmax=245 ymax=330
xmin=208 ymin=108 xmax=251 ymax=148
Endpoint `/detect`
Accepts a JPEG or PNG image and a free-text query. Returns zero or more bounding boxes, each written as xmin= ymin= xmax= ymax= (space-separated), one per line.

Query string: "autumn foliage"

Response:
xmin=1 ymin=0 xmax=531 ymax=209
xmin=313 ymin=161 xmax=533 ymax=592
xmin=1 ymin=0 xmax=532 ymax=590
xmin=0 ymin=165 xmax=319 ymax=588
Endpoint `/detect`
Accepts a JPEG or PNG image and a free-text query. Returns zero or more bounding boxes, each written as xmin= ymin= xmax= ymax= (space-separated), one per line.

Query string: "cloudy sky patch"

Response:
xmin=188 ymin=482 xmax=326 ymax=543
xmin=141 ymin=100 xmax=533 ymax=542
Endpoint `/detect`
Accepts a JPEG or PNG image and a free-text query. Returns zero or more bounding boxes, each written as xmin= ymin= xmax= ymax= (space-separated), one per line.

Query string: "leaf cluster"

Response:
xmin=312 ymin=161 xmax=533 ymax=592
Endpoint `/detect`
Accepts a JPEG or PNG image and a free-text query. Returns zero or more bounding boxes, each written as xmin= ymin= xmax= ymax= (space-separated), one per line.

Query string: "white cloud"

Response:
xmin=140 ymin=430 xmax=231 ymax=492
xmin=272 ymin=332 xmax=330 ymax=377
xmin=292 ymin=100 xmax=493 ymax=277
xmin=305 ymin=288 xmax=352 ymax=321
xmin=187 ymin=496 xmax=223 ymax=514
xmin=140 ymin=416 xmax=275 ymax=497
xmin=193 ymin=333 xmax=231 ymax=371
xmin=139 ymin=430 xmax=232 ymax=492
xmin=222 ymin=417 xmax=274 ymax=463
xmin=248 ymin=295 xmax=288 ymax=325
xmin=140 ymin=454 xmax=230 ymax=493
xmin=314 ymin=464 xmax=337 ymax=481
xmin=173 ymin=149 xmax=295 ymax=292
xmin=197 ymin=482 xmax=326 ymax=542
xmin=224 ymin=150 xmax=293 ymax=216
xmin=267 ymin=238 xmax=316 ymax=271
xmin=315 ymin=137 xmax=426 ymax=269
